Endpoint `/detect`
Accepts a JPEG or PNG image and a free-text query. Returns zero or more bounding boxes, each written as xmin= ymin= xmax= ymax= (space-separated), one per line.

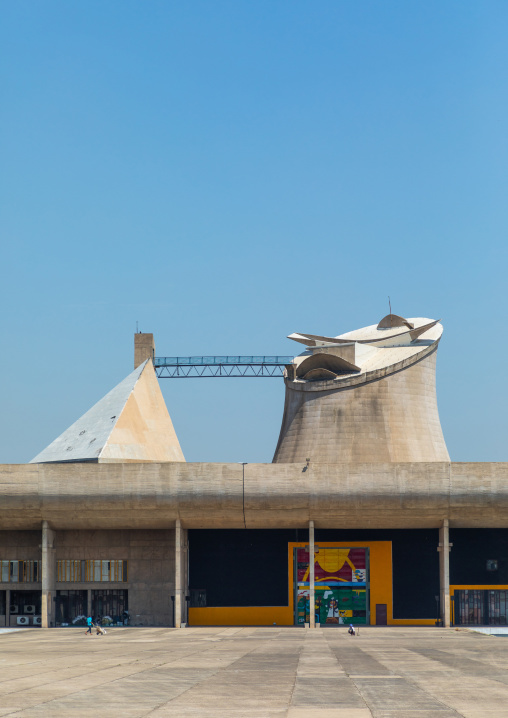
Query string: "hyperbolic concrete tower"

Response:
xmin=273 ymin=314 xmax=450 ymax=463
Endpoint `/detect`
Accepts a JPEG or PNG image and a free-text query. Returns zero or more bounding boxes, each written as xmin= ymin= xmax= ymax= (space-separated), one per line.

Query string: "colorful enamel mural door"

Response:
xmin=295 ymin=547 xmax=369 ymax=626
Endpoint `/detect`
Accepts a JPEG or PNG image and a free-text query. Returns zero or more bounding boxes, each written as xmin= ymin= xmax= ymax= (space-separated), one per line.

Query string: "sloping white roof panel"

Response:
xmin=30 ymin=361 xmax=148 ymax=463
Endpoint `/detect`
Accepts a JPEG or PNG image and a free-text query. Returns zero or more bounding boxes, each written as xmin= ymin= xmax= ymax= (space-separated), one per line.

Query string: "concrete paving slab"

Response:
xmin=149 ymin=710 xmax=288 ymax=718
xmin=2 ymin=627 xmax=508 ymax=717
xmin=287 ymin=710 xmax=372 ymax=718
xmin=350 ymin=677 xmax=453 ymax=711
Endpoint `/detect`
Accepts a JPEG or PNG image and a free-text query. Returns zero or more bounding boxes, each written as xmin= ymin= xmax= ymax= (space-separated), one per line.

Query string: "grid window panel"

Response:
xmin=91 ymin=589 xmax=128 ymax=621
xmin=0 ymin=560 xmax=40 ymax=583
xmin=455 ymin=590 xmax=508 ymax=626
xmin=57 ymin=560 xmax=82 ymax=582
xmin=56 ymin=560 xmax=127 ymax=583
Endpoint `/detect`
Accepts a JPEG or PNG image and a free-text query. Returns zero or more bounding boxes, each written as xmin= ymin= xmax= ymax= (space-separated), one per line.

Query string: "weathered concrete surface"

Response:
xmin=40 ymin=521 xmax=55 ymax=629
xmin=134 ymin=332 xmax=155 ymax=369
xmin=0 ymin=529 xmax=178 ymax=627
xmin=439 ymin=519 xmax=451 ymax=628
xmin=0 ymin=626 xmax=508 ymax=717
xmin=274 ymin=350 xmax=450 ymax=464
xmin=2 ymin=461 xmax=508 ymax=529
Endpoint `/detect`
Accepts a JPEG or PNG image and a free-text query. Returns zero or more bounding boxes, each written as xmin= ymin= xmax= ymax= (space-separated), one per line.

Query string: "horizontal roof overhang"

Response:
xmin=1 ymin=462 xmax=508 ymax=530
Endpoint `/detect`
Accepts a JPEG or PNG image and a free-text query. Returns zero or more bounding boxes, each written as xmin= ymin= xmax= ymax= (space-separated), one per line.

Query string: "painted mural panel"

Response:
xmin=296 ymin=547 xmax=368 ymax=625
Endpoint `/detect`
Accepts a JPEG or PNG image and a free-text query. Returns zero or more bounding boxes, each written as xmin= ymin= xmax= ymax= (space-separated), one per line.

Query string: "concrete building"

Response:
xmin=274 ymin=314 xmax=449 ymax=463
xmin=1 ymin=315 xmax=507 ymax=631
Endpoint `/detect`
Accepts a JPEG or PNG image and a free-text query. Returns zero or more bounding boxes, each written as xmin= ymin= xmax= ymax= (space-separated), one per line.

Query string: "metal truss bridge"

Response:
xmin=153 ymin=356 xmax=293 ymax=378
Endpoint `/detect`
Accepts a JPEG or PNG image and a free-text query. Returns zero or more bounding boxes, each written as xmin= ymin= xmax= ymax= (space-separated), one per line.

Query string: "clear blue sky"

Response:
xmin=1 ymin=1 xmax=507 ymax=464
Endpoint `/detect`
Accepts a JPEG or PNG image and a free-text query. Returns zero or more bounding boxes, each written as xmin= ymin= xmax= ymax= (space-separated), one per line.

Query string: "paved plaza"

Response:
xmin=0 ymin=626 xmax=507 ymax=717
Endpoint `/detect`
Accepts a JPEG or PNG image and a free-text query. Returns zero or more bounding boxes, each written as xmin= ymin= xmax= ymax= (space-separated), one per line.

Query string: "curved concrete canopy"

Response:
xmin=289 ymin=318 xmax=443 ymax=386
xmin=288 ymin=332 xmax=353 ymax=347
xmin=377 ymin=313 xmax=414 ymax=330
xmin=299 ymin=368 xmax=342 ymax=381
xmin=295 ymin=352 xmax=360 ymax=380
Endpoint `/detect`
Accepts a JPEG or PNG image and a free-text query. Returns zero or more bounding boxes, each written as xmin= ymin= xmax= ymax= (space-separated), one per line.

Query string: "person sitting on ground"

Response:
xmin=348 ymin=623 xmax=355 ymax=636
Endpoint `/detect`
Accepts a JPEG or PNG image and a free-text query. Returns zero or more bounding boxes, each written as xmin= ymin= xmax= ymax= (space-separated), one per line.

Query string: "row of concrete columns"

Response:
xmin=38 ymin=518 xmax=450 ymax=628
xmin=39 ymin=519 xmax=189 ymax=629
xmin=174 ymin=518 xmax=452 ymax=628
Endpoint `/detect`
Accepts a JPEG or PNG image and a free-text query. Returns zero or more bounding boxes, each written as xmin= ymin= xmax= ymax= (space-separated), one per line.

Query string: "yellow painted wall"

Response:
xmin=189 ymin=540 xmax=438 ymax=626
xmin=189 ymin=606 xmax=292 ymax=626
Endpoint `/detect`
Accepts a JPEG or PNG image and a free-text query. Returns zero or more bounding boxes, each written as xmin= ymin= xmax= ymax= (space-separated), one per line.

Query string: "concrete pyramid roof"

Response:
xmin=30 ymin=360 xmax=185 ymax=464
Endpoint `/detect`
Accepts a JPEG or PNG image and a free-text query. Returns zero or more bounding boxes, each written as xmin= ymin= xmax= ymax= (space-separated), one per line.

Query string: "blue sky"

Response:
xmin=1 ymin=1 xmax=507 ymax=463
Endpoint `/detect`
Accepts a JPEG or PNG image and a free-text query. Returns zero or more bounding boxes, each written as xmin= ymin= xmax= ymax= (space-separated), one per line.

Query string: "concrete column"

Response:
xmin=41 ymin=521 xmax=56 ymax=628
xmin=309 ymin=520 xmax=315 ymax=629
xmin=183 ymin=528 xmax=189 ymax=625
xmin=6 ymin=589 xmax=10 ymax=628
xmin=87 ymin=589 xmax=92 ymax=619
xmin=439 ymin=519 xmax=451 ymax=628
xmin=175 ymin=519 xmax=183 ymax=628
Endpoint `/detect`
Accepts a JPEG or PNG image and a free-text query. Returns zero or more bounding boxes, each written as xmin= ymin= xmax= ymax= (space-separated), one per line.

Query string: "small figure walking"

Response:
xmin=348 ymin=623 xmax=356 ymax=636
xmin=85 ymin=616 xmax=93 ymax=635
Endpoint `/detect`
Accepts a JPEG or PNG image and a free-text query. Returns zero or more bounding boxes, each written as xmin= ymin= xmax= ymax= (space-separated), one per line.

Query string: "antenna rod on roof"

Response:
xmin=388 ymin=297 xmax=392 ymax=325
xmin=136 ymin=321 xmax=139 ymax=334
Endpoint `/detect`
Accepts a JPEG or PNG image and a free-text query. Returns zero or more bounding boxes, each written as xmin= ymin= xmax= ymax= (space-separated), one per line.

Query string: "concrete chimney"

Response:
xmin=134 ymin=332 xmax=155 ymax=369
